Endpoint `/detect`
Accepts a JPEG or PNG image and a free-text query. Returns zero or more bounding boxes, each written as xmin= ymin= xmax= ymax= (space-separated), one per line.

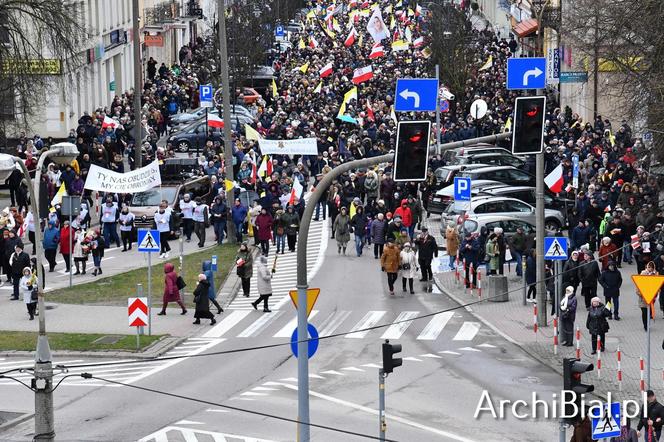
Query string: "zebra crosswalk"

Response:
xmin=226 ymin=218 xmax=327 ymax=311
xmin=138 ymin=426 xmax=277 ymax=442
xmin=0 ymin=338 xmax=222 ymax=388
xmin=202 ymin=308 xmax=482 ymax=342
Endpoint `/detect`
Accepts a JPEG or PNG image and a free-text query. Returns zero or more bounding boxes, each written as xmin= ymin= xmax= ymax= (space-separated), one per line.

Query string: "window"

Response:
xmin=463 ymin=220 xmax=478 ymax=234
xmin=0 ymin=80 xmax=15 ymax=120
xmin=182 ymin=180 xmax=209 ymax=200
xmin=504 ymin=200 xmax=532 ymax=213
xmin=508 ymin=170 xmax=532 ymax=184
xmin=507 ymin=190 xmax=534 ymax=205
xmin=0 ymin=11 xmax=9 ymax=45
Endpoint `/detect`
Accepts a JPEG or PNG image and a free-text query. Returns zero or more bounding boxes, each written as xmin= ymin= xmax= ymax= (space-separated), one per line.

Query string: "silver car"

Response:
xmin=442 ymin=216 xmax=537 ymax=247
xmin=441 ymin=195 xmax=565 ymax=234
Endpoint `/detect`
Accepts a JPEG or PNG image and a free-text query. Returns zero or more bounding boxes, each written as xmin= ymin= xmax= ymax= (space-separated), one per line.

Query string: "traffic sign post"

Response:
xmin=199 ymin=85 xmax=214 ymax=108
xmin=394 ymin=78 xmax=439 ymax=112
xmin=632 ymin=274 xmax=664 ymax=389
xmin=275 ymin=25 xmax=285 ymax=38
xmin=137 ymin=229 xmax=160 ymax=335
xmin=507 ymin=57 xmax=547 ymax=90
xmin=453 ymin=177 xmax=471 ymax=212
xmin=291 ymin=323 xmax=319 ymax=358
xmin=590 ymin=402 xmax=621 ymax=439
xmin=544 ymin=237 xmax=568 ymax=260
xmin=128 ymin=297 xmax=148 ymax=350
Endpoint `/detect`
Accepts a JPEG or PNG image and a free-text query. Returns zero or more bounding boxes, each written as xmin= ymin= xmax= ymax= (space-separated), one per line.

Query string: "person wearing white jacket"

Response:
xmin=400 ymin=243 xmax=418 ymax=294
xmin=252 ymin=255 xmax=274 ymax=312
xmin=19 ymin=266 xmax=37 ymax=320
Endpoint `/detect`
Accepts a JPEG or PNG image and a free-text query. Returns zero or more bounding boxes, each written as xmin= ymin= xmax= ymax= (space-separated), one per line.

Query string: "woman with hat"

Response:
xmin=560 ymin=286 xmax=578 ymax=346
xmin=380 ymin=239 xmax=401 ymax=296
xmin=400 ymin=243 xmax=418 ymax=294
xmin=586 ymin=296 xmax=611 ymax=354
xmin=333 ymin=207 xmax=351 ymax=255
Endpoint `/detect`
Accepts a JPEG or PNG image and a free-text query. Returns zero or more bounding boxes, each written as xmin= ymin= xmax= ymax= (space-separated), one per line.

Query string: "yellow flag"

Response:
xmin=504 ymin=117 xmax=512 ymax=133
xmin=384 ymin=5 xmax=393 ymax=14
xmin=244 ymin=124 xmax=262 ymax=141
xmin=350 ymin=203 xmax=357 ymax=219
xmin=313 ymin=81 xmax=322 ymax=94
xmin=50 ymin=182 xmax=66 ymax=207
xmin=392 ymin=40 xmax=409 ymax=51
xmin=271 ymin=79 xmax=278 ymax=97
xmin=395 ymin=0 xmax=402 ymax=7
xmin=324 ymin=27 xmax=336 ymax=39
xmin=225 ymin=179 xmax=235 ymax=192
xmin=306 ymin=10 xmax=315 ymax=19
xmin=478 ymin=55 xmax=493 ymax=71
xmin=421 ymin=47 xmax=432 ymax=58
xmin=390 ymin=106 xmax=398 ymax=124
xmin=358 ymin=32 xmax=363 ymax=47
xmin=299 ymin=61 xmax=309 ymax=73
xmin=298 ymin=38 xmax=306 ymax=49
xmin=332 ymin=18 xmax=341 ymax=32
xmin=390 ymin=15 xmax=395 ymax=29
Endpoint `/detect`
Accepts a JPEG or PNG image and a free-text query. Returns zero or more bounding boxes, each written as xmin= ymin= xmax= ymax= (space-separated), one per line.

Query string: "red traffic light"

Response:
xmin=409 ymin=133 xmax=424 ymax=142
xmin=525 ymin=107 xmax=540 ymax=118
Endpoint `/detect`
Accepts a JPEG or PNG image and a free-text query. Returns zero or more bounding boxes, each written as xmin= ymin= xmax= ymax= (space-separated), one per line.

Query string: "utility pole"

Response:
xmin=218 ymin=0 xmax=237 ymax=244
xmin=132 ymin=0 xmax=142 ymax=169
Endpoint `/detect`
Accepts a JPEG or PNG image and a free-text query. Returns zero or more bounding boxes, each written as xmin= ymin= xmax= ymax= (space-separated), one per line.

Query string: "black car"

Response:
xmin=459 ymin=166 xmax=535 ymax=187
xmin=167 ymin=120 xmax=223 ymax=153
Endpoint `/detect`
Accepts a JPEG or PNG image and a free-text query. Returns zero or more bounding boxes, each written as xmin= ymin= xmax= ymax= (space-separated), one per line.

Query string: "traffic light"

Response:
xmin=382 ymin=340 xmax=402 ymax=374
xmin=393 ymin=120 xmax=431 ymax=182
xmin=563 ymin=358 xmax=594 ymax=424
xmin=512 ymin=96 xmax=546 ymax=155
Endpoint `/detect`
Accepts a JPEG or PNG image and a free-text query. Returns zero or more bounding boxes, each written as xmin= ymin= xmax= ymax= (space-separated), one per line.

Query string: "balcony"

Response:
xmin=183 ymin=0 xmax=204 ymax=19
xmin=144 ymin=1 xmax=181 ymax=27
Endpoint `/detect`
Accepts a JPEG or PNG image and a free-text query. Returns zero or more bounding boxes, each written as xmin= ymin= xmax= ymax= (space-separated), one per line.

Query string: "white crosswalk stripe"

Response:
xmin=380 ymin=311 xmax=419 ymax=339
xmin=273 ymin=311 xmax=319 ymax=338
xmin=203 ymin=310 xmax=252 ymax=338
xmin=237 ymin=311 xmax=283 ymax=338
xmin=318 ymin=310 xmax=352 ymax=337
xmin=452 ymin=321 xmax=481 ymax=341
xmin=416 ymin=312 xmax=454 ymax=340
xmin=345 ymin=311 xmax=386 ymax=339
xmin=227 ymin=218 xmax=327 ymax=311
xmin=138 ymin=426 xmax=277 ymax=442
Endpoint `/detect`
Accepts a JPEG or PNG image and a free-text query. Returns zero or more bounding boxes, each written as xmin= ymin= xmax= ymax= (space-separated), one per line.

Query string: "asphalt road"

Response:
xmin=0 ymin=227 xmax=564 ymax=441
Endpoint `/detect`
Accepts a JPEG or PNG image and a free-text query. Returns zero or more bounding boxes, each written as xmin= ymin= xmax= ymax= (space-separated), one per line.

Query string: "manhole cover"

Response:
xmin=516 ymin=376 xmax=541 ymax=384
xmin=93 ymin=335 xmax=123 ymax=344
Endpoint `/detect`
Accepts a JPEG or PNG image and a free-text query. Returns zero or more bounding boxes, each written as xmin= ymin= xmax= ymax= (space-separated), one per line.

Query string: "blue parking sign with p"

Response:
xmin=454 ymin=177 xmax=471 ymax=201
xmin=275 ymin=25 xmax=285 ymax=37
xmin=199 ymin=85 xmax=213 ymax=107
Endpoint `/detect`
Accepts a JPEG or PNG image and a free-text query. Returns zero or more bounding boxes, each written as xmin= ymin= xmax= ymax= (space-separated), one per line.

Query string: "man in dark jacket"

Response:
xmin=414 ymin=227 xmax=438 ymax=282
xmin=9 ymin=243 xmax=30 ymax=300
xmin=460 ymin=232 xmax=479 ymax=288
xmin=578 ymin=252 xmax=601 ymax=309
xmin=563 ymin=251 xmax=581 ymax=293
xmin=510 ymin=227 xmax=529 ymax=277
xmin=598 ymin=260 xmax=622 ymax=320
xmin=637 ymin=390 xmax=664 ymax=441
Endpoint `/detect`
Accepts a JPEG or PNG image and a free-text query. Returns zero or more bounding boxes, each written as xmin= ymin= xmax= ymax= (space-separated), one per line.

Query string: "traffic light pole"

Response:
xmin=295 ymin=133 xmax=511 ymax=441
xmin=536 ymin=151 xmax=546 ymax=327
xmin=379 ymin=369 xmax=386 ymax=441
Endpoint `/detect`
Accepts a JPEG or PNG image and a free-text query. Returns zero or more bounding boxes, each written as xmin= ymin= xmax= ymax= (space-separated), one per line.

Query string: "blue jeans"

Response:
xmin=448 ymin=254 xmax=456 ymax=270
xmin=355 ymin=234 xmax=365 ymax=256
xmin=103 ymin=223 xmax=120 ymax=248
xmin=234 ymin=222 xmax=243 ymax=243
xmin=276 ymin=234 xmax=286 ymax=253
xmin=315 ymin=201 xmax=326 ymax=220
xmin=623 ymin=241 xmax=633 ymax=263
xmin=514 ymin=253 xmax=523 ymax=276
xmin=214 ymin=221 xmax=226 ymax=244
xmin=408 ymin=225 xmax=415 ymax=239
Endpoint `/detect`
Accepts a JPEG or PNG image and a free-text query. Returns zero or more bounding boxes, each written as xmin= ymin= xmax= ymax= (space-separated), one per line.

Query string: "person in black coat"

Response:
xmin=525 ymin=249 xmax=537 ymax=301
xmin=586 ymin=297 xmax=611 ymax=354
xmin=350 ymin=205 xmax=368 ymax=257
xmin=598 ymin=260 xmax=622 ymax=320
xmin=578 ymin=252 xmax=601 ymax=309
xmin=192 ymin=274 xmax=216 ymax=325
xmin=560 ymin=286 xmax=577 ymax=346
xmin=562 ymin=250 xmax=581 ymax=293
xmin=414 ymin=227 xmax=438 ymax=282
xmin=9 ymin=243 xmax=30 ymax=301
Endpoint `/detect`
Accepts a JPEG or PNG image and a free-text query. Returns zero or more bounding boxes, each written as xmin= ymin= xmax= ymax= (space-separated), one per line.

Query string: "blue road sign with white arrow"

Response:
xmin=590 ymin=402 xmax=621 ymax=439
xmin=291 ymin=323 xmax=319 ymax=358
xmin=137 ymin=229 xmax=160 ymax=253
xmin=395 ymin=78 xmax=439 ymax=112
xmin=507 ymin=58 xmax=547 ymax=90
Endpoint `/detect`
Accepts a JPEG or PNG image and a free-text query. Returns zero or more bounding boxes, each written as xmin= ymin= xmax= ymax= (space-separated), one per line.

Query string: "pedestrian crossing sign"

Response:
xmin=590 ymin=402 xmax=621 ymax=439
xmin=137 ymin=229 xmax=160 ymax=252
xmin=543 ymin=237 xmax=567 ymax=260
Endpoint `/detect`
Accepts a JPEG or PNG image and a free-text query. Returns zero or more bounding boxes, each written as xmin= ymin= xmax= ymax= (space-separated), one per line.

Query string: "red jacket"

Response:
xmin=393 ymin=199 xmax=413 ymax=227
xmin=59 ymin=226 xmax=75 ymax=254
xmin=255 ymin=213 xmax=274 ymax=241
xmin=163 ymin=263 xmax=181 ymax=302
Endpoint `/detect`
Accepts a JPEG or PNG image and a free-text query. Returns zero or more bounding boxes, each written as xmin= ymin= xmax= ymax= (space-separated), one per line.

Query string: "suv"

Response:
xmin=433 ymin=164 xmax=488 ymax=189
xmin=442 ymin=144 xmax=512 ymax=164
xmin=129 ymin=174 xmax=212 ymax=235
xmin=459 ymin=166 xmax=535 ymax=187
xmin=428 ymin=180 xmax=503 ymax=214
xmin=452 ymin=153 xmax=526 ymax=168
xmin=477 ymin=185 xmax=574 ymax=217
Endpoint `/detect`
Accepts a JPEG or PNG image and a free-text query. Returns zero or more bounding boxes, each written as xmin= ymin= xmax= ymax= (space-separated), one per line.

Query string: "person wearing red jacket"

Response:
xmin=59 ymin=220 xmax=75 ymax=273
xmin=393 ymin=199 xmax=413 ymax=237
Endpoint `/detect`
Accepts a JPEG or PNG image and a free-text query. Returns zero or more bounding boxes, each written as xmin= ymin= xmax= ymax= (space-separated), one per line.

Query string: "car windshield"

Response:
xmin=131 ymin=188 xmax=178 ymax=206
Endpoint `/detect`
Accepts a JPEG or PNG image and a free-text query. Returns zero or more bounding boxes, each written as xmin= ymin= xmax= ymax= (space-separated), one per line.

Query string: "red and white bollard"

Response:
xmin=553 ymin=317 xmax=558 ymax=355
xmin=596 ymin=336 xmax=602 ymax=379
xmin=533 ymin=303 xmax=538 ymax=336
xmin=640 ymin=357 xmax=646 ymax=392
xmin=575 ymin=327 xmax=581 ymax=360
xmin=477 ymin=268 xmax=482 ymax=299
xmin=469 ymin=263 xmax=475 ymax=295
xmin=455 ymin=253 xmax=460 ymax=283
xmin=463 ymin=258 xmax=468 ymax=292
xmin=617 ymin=346 xmax=622 ymax=391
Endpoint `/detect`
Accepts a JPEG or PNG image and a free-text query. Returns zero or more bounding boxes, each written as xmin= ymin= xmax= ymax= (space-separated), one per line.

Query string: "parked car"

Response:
xmin=170 ymin=105 xmax=252 ymax=127
xmin=428 ymin=180 xmax=504 ymax=215
xmin=441 ymin=196 xmax=565 ymax=233
xmin=433 ymin=164 xmax=489 ymax=189
xmin=239 ymin=87 xmax=261 ymax=105
xmin=442 ymin=144 xmax=512 ymax=164
xmin=167 ymin=120 xmax=224 ymax=153
xmin=459 ymin=166 xmax=535 ymax=187
xmin=477 ymin=185 xmax=574 ymax=218
xmin=453 ymin=153 xmax=526 ymax=168
xmin=443 ymin=216 xmax=537 ymax=247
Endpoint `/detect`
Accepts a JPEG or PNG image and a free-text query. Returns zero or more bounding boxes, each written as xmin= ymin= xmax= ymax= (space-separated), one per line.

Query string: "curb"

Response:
xmin=0 ymin=412 xmax=33 ymax=434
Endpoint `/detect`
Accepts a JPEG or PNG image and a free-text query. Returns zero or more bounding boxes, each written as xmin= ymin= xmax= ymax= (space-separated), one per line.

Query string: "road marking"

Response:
xmin=252 ymin=387 xmax=279 ymax=391
xmin=458 ymin=347 xmax=481 ymax=352
xmin=321 ymin=370 xmax=345 ymax=376
xmin=309 ymin=374 xmax=325 ymax=379
xmin=205 ymin=409 xmax=230 ymax=413
xmin=280 ymin=377 xmax=298 ymax=382
xmin=477 ymin=343 xmax=497 ymax=348
xmin=237 ymin=311 xmax=284 ymax=337
xmin=275 ymin=383 xmax=478 ymax=442
xmin=416 ymin=312 xmax=453 ymax=340
xmin=263 ymin=381 xmax=283 ymax=386
xmin=345 ymin=311 xmax=386 ymax=338
xmin=403 ymin=357 xmax=422 ymax=362
xmin=202 ymin=310 xmax=251 ymax=338
xmin=421 ymin=353 xmax=443 ymax=359
xmin=318 ymin=310 xmax=351 ymax=336
xmin=240 ymin=391 xmax=268 ymax=396
xmin=175 ymin=420 xmax=204 ymax=425
xmin=138 ymin=426 xmax=278 ymax=442
xmin=272 ymin=311 xmax=319 ymax=338
xmin=452 ymin=322 xmax=481 ymax=341
xmin=342 ymin=366 xmax=364 ymax=372
xmin=361 ymin=363 xmax=382 ymax=368
xmin=380 ymin=311 xmax=419 ymax=339
xmin=438 ymin=350 xmax=461 ymax=356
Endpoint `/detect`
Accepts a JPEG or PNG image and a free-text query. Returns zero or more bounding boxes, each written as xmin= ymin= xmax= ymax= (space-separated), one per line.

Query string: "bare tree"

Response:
xmin=0 ymin=0 xmax=87 ymax=138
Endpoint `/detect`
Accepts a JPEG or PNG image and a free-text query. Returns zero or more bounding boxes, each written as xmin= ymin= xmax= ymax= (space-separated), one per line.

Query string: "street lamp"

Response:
xmin=0 ymin=141 xmax=79 ymax=441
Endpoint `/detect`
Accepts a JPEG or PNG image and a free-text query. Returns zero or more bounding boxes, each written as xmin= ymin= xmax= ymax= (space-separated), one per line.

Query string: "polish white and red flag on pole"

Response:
xmin=102 ymin=116 xmax=118 ymax=129
xmin=369 ymin=43 xmax=384 ymax=59
xmin=289 ymin=178 xmax=304 ymax=205
xmin=413 ymin=36 xmax=425 ymax=48
xmin=319 ymin=62 xmax=333 ymax=78
xmin=309 ymin=36 xmax=319 ymax=48
xmin=344 ymin=28 xmax=357 ymax=47
xmin=207 ymin=114 xmax=225 ymax=128
xmin=544 ymin=164 xmax=564 ymax=193
xmin=352 ymin=65 xmax=373 ymax=84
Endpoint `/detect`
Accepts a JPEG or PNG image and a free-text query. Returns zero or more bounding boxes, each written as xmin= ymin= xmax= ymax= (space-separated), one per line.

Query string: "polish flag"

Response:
xmin=366 ymin=98 xmax=375 ymax=122
xmin=289 ymin=178 xmax=304 ymax=205
xmin=344 ymin=28 xmax=357 ymax=47
xmin=102 ymin=116 xmax=118 ymax=129
xmin=251 ymin=162 xmax=257 ymax=183
xmin=369 ymin=43 xmax=384 ymax=59
xmin=309 ymin=36 xmax=319 ymax=48
xmin=207 ymin=114 xmax=225 ymax=128
xmin=349 ymin=0 xmax=357 ymax=7
xmin=413 ymin=36 xmax=425 ymax=48
xmin=319 ymin=62 xmax=333 ymax=78
xmin=544 ymin=164 xmax=564 ymax=193
xmin=352 ymin=65 xmax=373 ymax=84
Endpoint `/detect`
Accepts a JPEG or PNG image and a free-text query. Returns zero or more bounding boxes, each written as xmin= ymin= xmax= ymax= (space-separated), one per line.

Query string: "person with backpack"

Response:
xmin=158 ymin=262 xmax=187 ymax=315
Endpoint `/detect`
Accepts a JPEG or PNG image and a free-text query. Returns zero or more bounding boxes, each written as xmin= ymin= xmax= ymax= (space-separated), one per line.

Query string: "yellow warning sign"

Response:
xmin=288 ymin=288 xmax=320 ymax=318
xmin=631 ymin=275 xmax=664 ymax=305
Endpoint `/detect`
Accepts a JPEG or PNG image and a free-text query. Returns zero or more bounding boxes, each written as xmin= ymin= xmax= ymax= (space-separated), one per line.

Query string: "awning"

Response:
xmin=513 ymin=18 xmax=538 ymax=38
